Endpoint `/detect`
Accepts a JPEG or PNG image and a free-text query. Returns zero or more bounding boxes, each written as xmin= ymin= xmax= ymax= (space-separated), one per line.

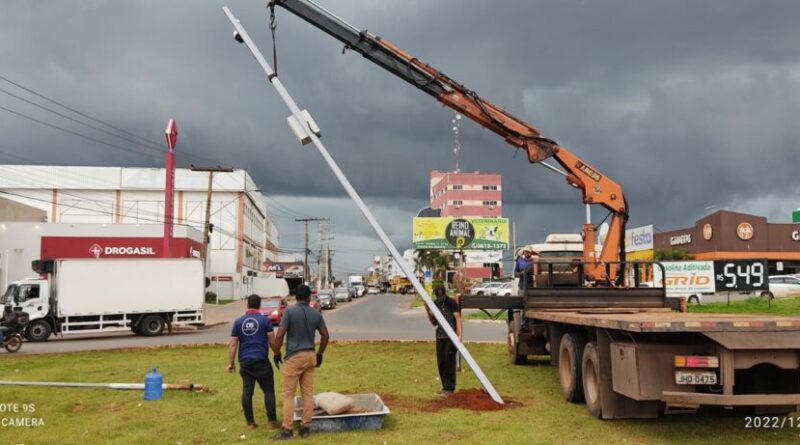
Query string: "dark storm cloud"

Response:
xmin=1 ymin=1 xmax=799 ymax=271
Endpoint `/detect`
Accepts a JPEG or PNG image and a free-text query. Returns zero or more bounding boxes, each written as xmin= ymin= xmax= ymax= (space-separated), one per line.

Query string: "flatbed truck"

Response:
xmin=462 ymin=261 xmax=800 ymax=418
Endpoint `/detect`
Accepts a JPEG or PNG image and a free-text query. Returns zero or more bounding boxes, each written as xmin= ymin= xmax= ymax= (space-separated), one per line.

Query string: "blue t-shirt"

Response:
xmin=231 ymin=310 xmax=273 ymax=361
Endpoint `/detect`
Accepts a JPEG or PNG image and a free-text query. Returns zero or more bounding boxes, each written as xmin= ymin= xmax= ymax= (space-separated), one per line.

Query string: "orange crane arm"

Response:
xmin=271 ymin=0 xmax=629 ymax=282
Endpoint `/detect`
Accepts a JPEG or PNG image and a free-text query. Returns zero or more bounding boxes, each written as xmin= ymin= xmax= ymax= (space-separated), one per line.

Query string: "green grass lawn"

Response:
xmin=690 ymin=297 xmax=800 ymax=316
xmin=1 ymin=343 xmax=797 ymax=445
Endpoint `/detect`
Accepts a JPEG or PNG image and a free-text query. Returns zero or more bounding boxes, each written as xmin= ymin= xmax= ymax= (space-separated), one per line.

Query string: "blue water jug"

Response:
xmin=144 ymin=368 xmax=163 ymax=401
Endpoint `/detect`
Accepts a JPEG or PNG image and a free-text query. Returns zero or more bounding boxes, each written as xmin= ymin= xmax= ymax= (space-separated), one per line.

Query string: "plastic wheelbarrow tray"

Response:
xmin=293 ymin=393 xmax=390 ymax=432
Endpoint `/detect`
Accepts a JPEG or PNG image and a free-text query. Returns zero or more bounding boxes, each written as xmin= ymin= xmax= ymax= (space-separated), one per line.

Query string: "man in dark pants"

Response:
xmin=228 ymin=294 xmax=281 ymax=430
xmin=424 ymin=285 xmax=462 ymax=397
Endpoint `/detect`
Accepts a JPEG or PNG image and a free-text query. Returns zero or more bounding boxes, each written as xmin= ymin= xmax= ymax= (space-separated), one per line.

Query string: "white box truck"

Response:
xmin=1 ymin=258 xmax=205 ymax=341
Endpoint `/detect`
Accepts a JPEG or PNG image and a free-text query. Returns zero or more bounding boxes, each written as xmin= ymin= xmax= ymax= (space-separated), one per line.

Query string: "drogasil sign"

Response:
xmin=89 ymin=243 xmax=157 ymax=258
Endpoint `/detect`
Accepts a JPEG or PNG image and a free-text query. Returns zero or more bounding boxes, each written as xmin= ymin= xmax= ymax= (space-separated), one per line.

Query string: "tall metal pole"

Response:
xmin=163 ymin=119 xmax=178 ymax=258
xmin=223 ymin=7 xmax=503 ymax=403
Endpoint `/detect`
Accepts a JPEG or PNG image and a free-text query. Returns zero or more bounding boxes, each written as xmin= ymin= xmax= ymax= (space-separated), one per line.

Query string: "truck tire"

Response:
xmin=760 ymin=291 xmax=774 ymax=301
xmin=507 ymin=311 xmax=527 ymax=365
xmin=26 ymin=320 xmax=52 ymax=342
xmin=559 ymin=333 xmax=586 ymax=403
xmin=139 ymin=315 xmax=166 ymax=336
xmin=687 ymin=295 xmax=700 ymax=304
xmin=582 ymin=342 xmax=602 ymax=418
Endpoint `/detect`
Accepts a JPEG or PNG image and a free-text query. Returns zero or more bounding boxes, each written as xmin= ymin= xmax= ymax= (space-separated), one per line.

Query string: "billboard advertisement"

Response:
xmin=653 ymin=261 xmax=715 ymax=296
xmin=625 ymin=225 xmax=654 ymax=252
xmin=412 ymin=217 xmax=509 ymax=250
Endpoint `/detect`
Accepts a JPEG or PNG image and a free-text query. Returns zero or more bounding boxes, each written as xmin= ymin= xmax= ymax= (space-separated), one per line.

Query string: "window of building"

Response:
xmin=452 ymin=200 xmax=463 ymax=206
xmin=481 ymin=185 xmax=498 ymax=190
xmin=451 ymin=184 xmax=463 ymax=190
xmin=482 ymin=200 xmax=498 ymax=206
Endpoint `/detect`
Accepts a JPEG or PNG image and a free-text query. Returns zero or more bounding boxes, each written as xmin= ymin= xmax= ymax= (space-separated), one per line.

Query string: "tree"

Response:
xmin=414 ymin=250 xmax=450 ymax=281
xmin=654 ymin=248 xmax=694 ymax=261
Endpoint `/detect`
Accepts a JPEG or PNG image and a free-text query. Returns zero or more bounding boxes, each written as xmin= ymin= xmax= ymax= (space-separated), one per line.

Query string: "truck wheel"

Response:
xmin=507 ymin=311 xmax=527 ymax=365
xmin=582 ymin=342 xmax=602 ymax=418
xmin=4 ymin=334 xmax=23 ymax=353
xmin=688 ymin=295 xmax=700 ymax=304
xmin=559 ymin=333 xmax=586 ymax=403
xmin=760 ymin=291 xmax=774 ymax=301
xmin=26 ymin=320 xmax=52 ymax=342
xmin=139 ymin=315 xmax=166 ymax=336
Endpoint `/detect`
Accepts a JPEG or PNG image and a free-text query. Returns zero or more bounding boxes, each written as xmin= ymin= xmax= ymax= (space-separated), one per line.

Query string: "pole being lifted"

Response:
xmin=222 ymin=6 xmax=503 ymax=404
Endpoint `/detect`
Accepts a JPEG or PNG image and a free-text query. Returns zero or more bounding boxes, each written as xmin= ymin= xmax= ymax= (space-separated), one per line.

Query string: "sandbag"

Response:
xmin=314 ymin=392 xmax=355 ymax=415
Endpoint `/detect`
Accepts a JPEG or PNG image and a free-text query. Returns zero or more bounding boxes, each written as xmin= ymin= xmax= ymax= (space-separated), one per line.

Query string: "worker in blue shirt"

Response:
xmin=228 ymin=294 xmax=282 ymax=430
xmin=515 ymin=248 xmax=535 ymax=291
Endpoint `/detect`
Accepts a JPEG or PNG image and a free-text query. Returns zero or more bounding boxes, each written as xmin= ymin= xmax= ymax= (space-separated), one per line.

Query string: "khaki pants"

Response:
xmin=281 ymin=351 xmax=316 ymax=429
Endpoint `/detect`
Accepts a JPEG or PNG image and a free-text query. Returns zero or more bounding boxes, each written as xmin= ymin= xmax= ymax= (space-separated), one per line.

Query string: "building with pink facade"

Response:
xmin=429 ymin=170 xmax=503 ymax=280
xmin=430 ymin=170 xmax=502 ymax=217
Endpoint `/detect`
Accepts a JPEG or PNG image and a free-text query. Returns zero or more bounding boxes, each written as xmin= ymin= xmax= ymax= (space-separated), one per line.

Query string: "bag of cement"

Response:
xmin=313 ymin=392 xmax=355 ymax=415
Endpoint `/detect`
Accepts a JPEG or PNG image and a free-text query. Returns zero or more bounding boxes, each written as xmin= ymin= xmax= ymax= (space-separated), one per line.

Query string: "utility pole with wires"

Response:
xmin=189 ymin=165 xmax=234 ymax=264
xmin=295 ymin=217 xmax=326 ymax=285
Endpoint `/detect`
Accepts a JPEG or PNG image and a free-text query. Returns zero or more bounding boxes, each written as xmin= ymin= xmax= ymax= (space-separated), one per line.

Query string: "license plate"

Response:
xmin=675 ymin=370 xmax=717 ymax=385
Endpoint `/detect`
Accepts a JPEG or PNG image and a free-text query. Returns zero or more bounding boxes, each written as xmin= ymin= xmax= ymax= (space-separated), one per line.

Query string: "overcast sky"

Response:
xmin=1 ymin=1 xmax=799 ymax=277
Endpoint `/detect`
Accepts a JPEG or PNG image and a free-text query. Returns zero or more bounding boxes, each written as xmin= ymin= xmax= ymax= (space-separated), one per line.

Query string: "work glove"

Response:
xmin=273 ymin=352 xmax=283 ymax=370
xmin=316 ymin=353 xmax=323 ymax=368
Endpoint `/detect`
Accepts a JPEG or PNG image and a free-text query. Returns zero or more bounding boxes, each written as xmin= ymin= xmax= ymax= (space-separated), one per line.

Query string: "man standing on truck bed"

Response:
xmin=424 ymin=285 xmax=462 ymax=397
xmin=515 ymin=248 xmax=535 ymax=292
xmin=227 ymin=294 xmax=281 ymax=430
xmin=272 ymin=285 xmax=329 ymax=440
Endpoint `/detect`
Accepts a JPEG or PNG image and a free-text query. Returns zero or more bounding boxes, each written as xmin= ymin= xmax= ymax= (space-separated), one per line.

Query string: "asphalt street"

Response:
xmin=13 ymin=294 xmax=505 ymax=355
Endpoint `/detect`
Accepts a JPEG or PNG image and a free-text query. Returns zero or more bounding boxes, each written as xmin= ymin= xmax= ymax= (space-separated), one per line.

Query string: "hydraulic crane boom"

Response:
xmin=270 ymin=0 xmax=629 ymax=283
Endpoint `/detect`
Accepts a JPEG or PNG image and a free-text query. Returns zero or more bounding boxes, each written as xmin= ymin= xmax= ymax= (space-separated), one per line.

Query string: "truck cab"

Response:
xmin=3 ymin=278 xmax=53 ymax=341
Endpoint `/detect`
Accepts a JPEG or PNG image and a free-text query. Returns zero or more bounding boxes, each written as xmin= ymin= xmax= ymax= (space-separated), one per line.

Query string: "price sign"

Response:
xmin=713 ymin=260 xmax=769 ymax=292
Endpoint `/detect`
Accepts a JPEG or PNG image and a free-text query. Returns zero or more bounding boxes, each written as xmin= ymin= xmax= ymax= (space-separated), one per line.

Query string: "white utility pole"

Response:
xmin=222 ymin=7 xmax=504 ymax=403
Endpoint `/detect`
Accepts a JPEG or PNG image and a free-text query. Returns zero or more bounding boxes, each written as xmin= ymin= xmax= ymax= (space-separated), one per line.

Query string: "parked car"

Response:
xmin=317 ymin=290 xmax=336 ymax=309
xmin=355 ymin=285 xmax=367 ymax=296
xmin=334 ymin=287 xmax=352 ymax=303
xmin=259 ymin=297 xmax=288 ymax=325
xmin=347 ymin=286 xmax=359 ymax=299
xmin=764 ymin=275 xmax=800 ymax=300
xmin=367 ymin=287 xmax=380 ymax=295
xmin=471 ymin=282 xmax=503 ymax=296
xmin=491 ymin=282 xmax=514 ymax=297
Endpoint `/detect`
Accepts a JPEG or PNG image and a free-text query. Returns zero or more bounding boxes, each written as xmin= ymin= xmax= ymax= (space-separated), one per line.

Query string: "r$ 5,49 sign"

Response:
xmin=714 ymin=260 xmax=768 ymax=292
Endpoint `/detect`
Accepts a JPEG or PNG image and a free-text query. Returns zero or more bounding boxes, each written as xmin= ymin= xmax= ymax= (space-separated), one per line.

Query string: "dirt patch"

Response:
xmin=382 ymin=389 xmax=521 ymax=413
xmin=424 ymin=389 xmax=521 ymax=412
xmin=380 ymin=394 xmax=423 ymax=412
xmin=71 ymin=402 xmax=85 ymax=413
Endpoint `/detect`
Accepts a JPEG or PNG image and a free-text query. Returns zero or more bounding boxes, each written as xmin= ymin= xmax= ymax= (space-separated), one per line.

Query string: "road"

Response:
xmin=14 ymin=294 xmax=505 ymax=355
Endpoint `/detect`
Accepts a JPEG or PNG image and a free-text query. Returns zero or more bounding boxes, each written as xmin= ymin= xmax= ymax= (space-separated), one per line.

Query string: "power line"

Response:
xmin=0 ymin=73 xmax=162 ymax=149
xmin=0 ymin=104 xmax=158 ymax=159
xmin=0 ymin=86 xmax=163 ymax=153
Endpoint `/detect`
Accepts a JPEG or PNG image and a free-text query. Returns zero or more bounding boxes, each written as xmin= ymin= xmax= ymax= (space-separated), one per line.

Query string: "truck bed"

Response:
xmin=529 ymin=308 xmax=800 ymax=333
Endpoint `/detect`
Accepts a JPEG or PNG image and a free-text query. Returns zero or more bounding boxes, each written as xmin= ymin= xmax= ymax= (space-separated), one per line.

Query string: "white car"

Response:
xmin=763 ymin=275 xmax=800 ymax=300
xmin=490 ymin=282 xmax=514 ymax=297
xmin=367 ymin=287 xmax=380 ymax=295
xmin=472 ymin=282 xmax=502 ymax=296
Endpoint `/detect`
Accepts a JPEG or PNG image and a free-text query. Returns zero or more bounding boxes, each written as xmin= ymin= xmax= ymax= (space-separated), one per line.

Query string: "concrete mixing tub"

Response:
xmin=293 ymin=393 xmax=390 ymax=432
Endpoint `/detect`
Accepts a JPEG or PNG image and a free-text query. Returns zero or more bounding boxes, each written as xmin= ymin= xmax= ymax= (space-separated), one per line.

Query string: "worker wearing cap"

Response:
xmin=515 ymin=249 xmax=535 ymax=292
